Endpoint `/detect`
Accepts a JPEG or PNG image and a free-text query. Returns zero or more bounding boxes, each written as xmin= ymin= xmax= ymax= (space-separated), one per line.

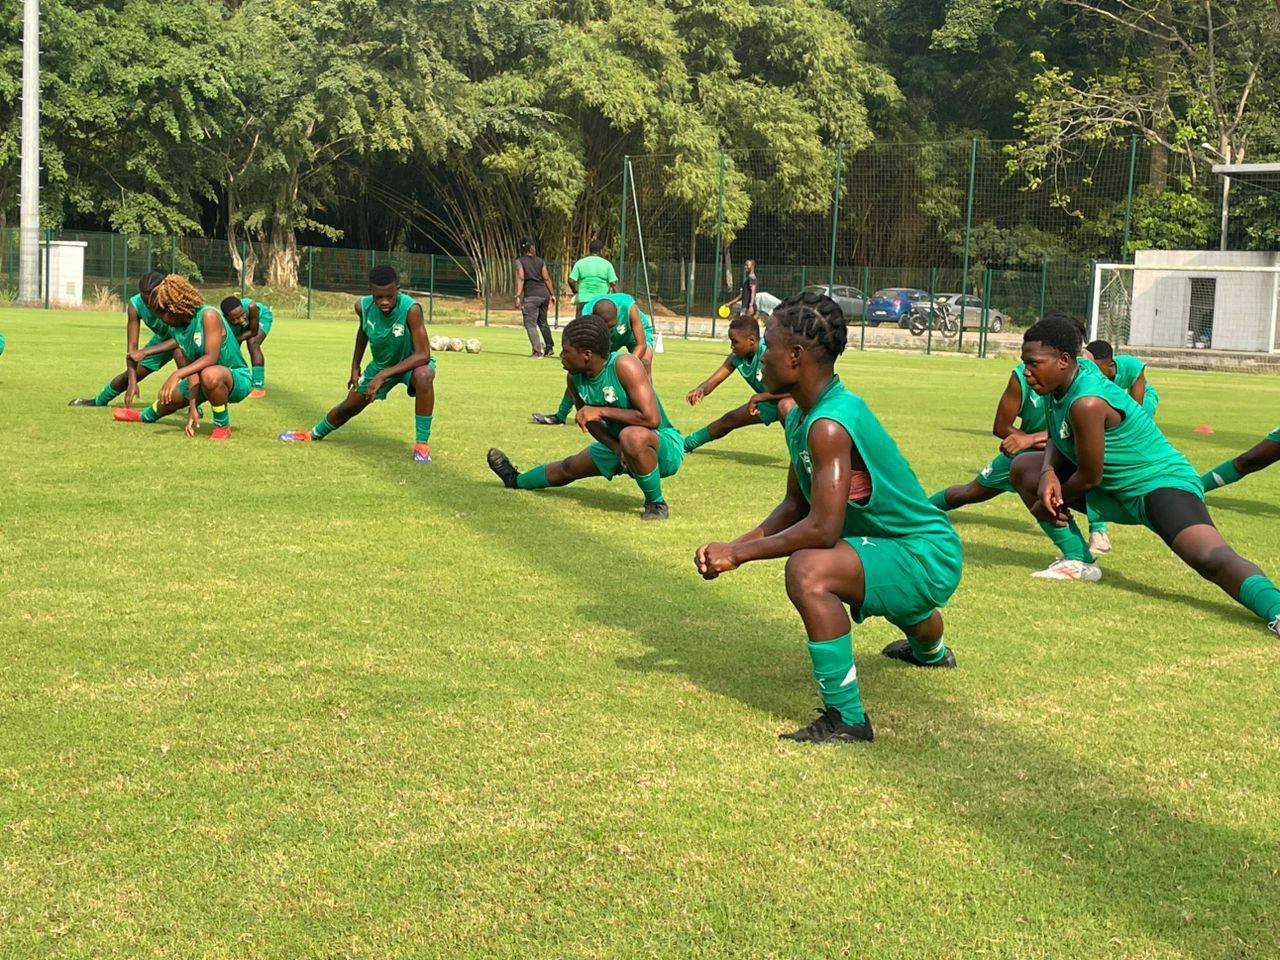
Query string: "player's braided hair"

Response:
xmin=152 ymin=274 xmax=203 ymax=322
xmin=138 ymin=271 xmax=165 ymax=295
xmin=771 ymin=290 xmax=847 ymax=362
xmin=563 ymin=313 xmax=611 ymax=356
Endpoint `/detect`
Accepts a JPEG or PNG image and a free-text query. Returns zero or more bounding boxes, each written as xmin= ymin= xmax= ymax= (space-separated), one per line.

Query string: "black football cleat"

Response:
xmin=881 ymin=638 xmax=956 ymax=668
xmin=530 ymin=412 xmax=565 ymax=425
xmin=779 ymin=706 xmax=873 ymax=743
xmin=68 ymin=397 xmax=99 ymax=407
xmin=641 ymin=501 xmax=670 ymax=521
xmin=486 ymin=448 xmax=521 ymax=489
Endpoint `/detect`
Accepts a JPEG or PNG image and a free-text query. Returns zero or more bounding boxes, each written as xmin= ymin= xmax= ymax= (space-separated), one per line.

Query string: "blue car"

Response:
xmin=865 ymin=288 xmax=931 ymax=328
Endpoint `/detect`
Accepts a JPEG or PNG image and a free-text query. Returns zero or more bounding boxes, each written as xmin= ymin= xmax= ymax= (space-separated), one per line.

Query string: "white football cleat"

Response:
xmin=1089 ymin=531 xmax=1112 ymax=554
xmin=1032 ymin=558 xmax=1103 ymax=582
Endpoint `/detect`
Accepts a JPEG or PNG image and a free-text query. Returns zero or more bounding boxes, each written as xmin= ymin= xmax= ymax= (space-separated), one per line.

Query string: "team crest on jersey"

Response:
xmin=754 ymin=370 xmax=763 ymax=383
xmin=603 ymin=386 xmax=618 ymax=403
xmin=392 ymin=323 xmax=405 ymax=338
xmin=1059 ymin=420 xmax=1071 ymax=439
xmin=799 ymin=451 xmax=812 ymax=473
xmin=193 ymin=331 xmax=203 ymax=348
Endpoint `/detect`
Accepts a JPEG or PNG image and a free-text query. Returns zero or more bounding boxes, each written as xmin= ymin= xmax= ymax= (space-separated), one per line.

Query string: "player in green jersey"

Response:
xmin=696 ymin=293 xmax=964 ymax=744
xmin=278 ymin=266 xmax=436 ymax=462
xmin=111 ymin=275 xmax=252 ymax=440
xmin=69 ymin=272 xmax=172 ymax=408
xmin=1010 ymin=315 xmax=1280 ymax=635
xmin=682 ymin=313 xmax=796 ymax=453
xmin=530 ymin=292 xmax=654 ymax=426
xmin=489 ymin=314 xmax=683 ymax=521
xmin=1200 ymin=427 xmax=1280 ymax=492
xmin=220 ymin=295 xmax=274 ymax=398
xmin=568 ymin=240 xmax=618 ymax=317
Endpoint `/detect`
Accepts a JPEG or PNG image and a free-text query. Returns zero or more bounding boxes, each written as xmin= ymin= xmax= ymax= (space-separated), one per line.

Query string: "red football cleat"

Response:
xmin=413 ymin=442 xmax=432 ymax=463
xmin=210 ymin=426 xmax=232 ymax=441
xmin=249 ymin=388 xmax=267 ymax=399
xmin=113 ymin=407 xmax=142 ymax=422
xmin=277 ymin=430 xmax=312 ymax=443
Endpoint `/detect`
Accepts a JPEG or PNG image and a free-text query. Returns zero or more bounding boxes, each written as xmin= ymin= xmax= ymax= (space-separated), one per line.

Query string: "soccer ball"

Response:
xmin=465 ymin=338 xmax=482 ymax=354
xmin=717 ymin=304 xmax=730 ymax=319
xmin=449 ymin=338 xmax=464 ymax=352
xmin=429 ymin=335 xmax=448 ymax=351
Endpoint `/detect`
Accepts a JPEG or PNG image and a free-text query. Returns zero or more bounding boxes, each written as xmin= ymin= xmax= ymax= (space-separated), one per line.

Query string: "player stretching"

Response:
xmin=111 ymin=275 xmax=252 ymax=440
xmin=531 ymin=293 xmax=654 ymax=425
xmin=1200 ymin=429 xmax=1280 ymax=492
xmin=1010 ymin=316 xmax=1280 ymax=635
xmin=278 ymin=266 xmax=434 ymax=461
xmin=696 ymin=293 xmax=963 ymax=744
xmin=220 ymin=295 xmax=274 ymax=397
xmin=683 ymin=313 xmax=795 ymax=453
xmin=69 ymin=272 xmax=170 ymax=408
xmin=489 ymin=314 xmax=683 ymax=521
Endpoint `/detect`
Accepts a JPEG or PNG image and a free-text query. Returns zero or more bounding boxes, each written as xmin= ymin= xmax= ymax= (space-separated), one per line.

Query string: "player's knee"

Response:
xmin=412 ymin=364 xmax=435 ymax=387
xmin=618 ymin=426 xmax=650 ymax=454
xmin=199 ymin=366 xmax=228 ymax=388
xmin=785 ymin=550 xmax=828 ymax=606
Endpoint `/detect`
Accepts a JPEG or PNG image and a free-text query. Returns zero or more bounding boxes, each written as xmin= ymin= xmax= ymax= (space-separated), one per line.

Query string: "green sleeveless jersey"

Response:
xmin=130 ymin=293 xmax=170 ymax=337
xmin=1011 ymin=363 xmax=1048 ymax=433
xmin=1046 ymin=364 xmax=1198 ymax=499
xmin=731 ymin=339 xmax=767 ymax=391
xmin=570 ymin=352 xmax=673 ymax=441
xmin=232 ymin=297 xmax=274 ymax=332
xmin=361 ymin=293 xmax=416 ymax=367
xmin=784 ymin=376 xmax=960 ymax=555
xmin=583 ymin=293 xmax=654 ymax=351
xmin=169 ymin=306 xmax=249 ymax=371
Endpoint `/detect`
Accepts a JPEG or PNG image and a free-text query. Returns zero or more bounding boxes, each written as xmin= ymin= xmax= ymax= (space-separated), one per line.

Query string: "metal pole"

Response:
xmin=927 ymin=266 xmax=936 ymax=355
xmin=1087 ymin=259 xmax=1101 ymax=340
xmin=617 ymin=155 xmax=629 ymax=289
xmin=859 ymin=266 xmax=870 ymax=351
xmin=979 ymin=268 xmax=992 ymax=358
xmin=827 ymin=144 xmax=843 ymax=289
xmin=711 ymin=148 xmax=726 ymax=338
xmin=43 ymin=226 xmax=51 ymax=308
xmin=108 ymin=232 xmax=115 ymax=296
xmin=1121 ymin=134 xmax=1138 ymax=260
xmin=1039 ymin=255 xmax=1049 ymax=320
xmin=483 ymin=259 xmax=489 ymax=326
xmin=428 ymin=253 xmax=435 ymax=325
xmin=169 ymin=235 xmax=177 ymax=274
xmin=17 ymin=0 xmax=40 ymax=303
xmin=145 ymin=234 xmax=152 ymax=272
xmin=1219 ymin=175 xmax=1231 ymax=252
xmin=306 ymin=246 xmax=313 ymax=320
xmin=683 ymin=258 xmax=692 ymax=339
xmin=627 ymin=159 xmax=655 ymax=320
xmin=958 ymin=137 xmax=978 ymax=353
xmin=121 ymin=232 xmax=128 ymax=304
xmin=552 ymin=262 xmax=560 ymax=329
xmin=240 ymin=239 xmax=248 ymax=294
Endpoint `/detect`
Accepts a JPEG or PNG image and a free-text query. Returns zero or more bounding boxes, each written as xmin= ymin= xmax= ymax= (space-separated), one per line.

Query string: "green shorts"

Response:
xmin=588 ymin=425 xmax=685 ymax=481
xmin=1267 ymin=427 xmax=1280 ymax=444
xmin=357 ymin=356 xmax=437 ymax=399
xmin=178 ymin=366 xmax=253 ymax=404
xmin=846 ymin=533 xmax=963 ymax=627
xmin=139 ymin=332 xmax=175 ymax=373
xmin=755 ymin=399 xmax=781 ymax=426
xmin=974 ymin=448 xmax=1039 ymax=493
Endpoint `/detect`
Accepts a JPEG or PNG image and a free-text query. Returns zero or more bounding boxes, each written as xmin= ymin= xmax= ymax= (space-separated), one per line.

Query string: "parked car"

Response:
xmin=865 ymin=288 xmax=932 ymax=328
xmin=800 ymin=284 xmax=866 ymax=322
xmin=909 ymin=293 xmax=1007 ymax=336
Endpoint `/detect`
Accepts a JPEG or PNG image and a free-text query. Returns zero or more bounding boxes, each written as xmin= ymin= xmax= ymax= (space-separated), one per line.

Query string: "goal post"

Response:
xmin=1090 ymin=260 xmax=1280 ymax=353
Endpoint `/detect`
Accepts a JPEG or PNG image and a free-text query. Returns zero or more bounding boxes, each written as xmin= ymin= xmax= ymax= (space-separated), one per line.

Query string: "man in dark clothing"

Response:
xmin=721 ymin=258 xmax=758 ymax=320
xmin=515 ymin=239 xmax=557 ymax=358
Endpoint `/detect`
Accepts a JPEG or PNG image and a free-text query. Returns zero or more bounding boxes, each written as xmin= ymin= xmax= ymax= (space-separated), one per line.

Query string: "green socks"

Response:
xmin=807 ymin=633 xmax=866 ymax=725
xmin=555 ymin=393 xmax=574 ymax=422
xmin=415 ymin=414 xmax=433 ymax=444
xmin=516 ymin=464 xmax=550 ymax=490
xmin=1039 ymin=517 xmax=1095 ymax=563
xmin=311 ymin=417 xmax=336 ymax=441
xmin=1239 ymin=575 xmax=1280 ymax=625
xmin=140 ymin=403 xmax=161 ymax=423
xmin=634 ymin=467 xmax=664 ymax=504
xmin=95 ymin=384 xmax=121 ymax=406
xmin=929 ymin=490 xmax=952 ymax=511
xmin=908 ymin=634 xmax=949 ymax=665
xmin=252 ymin=365 xmax=265 ymax=389
xmin=212 ymin=404 xmax=229 ymax=428
xmin=684 ymin=426 xmax=713 ymax=452
xmin=1201 ymin=460 xmax=1243 ymax=491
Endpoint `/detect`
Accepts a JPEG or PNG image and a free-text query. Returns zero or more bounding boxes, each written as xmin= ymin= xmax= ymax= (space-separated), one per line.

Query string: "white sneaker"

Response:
xmin=1031 ymin=558 xmax=1103 ymax=582
xmin=1089 ymin=531 xmax=1112 ymax=554
xmin=1269 ymin=617 xmax=1279 ymax=639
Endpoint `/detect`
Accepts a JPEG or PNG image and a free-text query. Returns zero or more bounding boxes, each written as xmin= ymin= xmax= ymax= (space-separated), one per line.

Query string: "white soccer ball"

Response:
xmin=429 ymin=335 xmax=448 ymax=351
xmin=465 ymin=338 xmax=482 ymax=354
xmin=449 ymin=338 xmax=464 ymax=352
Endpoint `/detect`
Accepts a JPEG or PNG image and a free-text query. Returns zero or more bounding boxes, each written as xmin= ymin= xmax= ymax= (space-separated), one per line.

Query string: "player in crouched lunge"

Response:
xmin=489 ymin=314 xmax=683 ymax=521
xmin=220 ymin=295 xmax=275 ymax=398
xmin=696 ymin=293 xmax=964 ymax=744
xmin=277 ymin=266 xmax=436 ymax=462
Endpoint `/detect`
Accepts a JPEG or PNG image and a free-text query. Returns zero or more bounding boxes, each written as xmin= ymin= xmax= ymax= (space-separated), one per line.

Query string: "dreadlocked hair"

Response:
xmin=563 ymin=313 xmax=611 ymax=356
xmin=771 ymin=291 xmax=847 ymax=362
xmin=152 ymin=274 xmax=203 ymax=322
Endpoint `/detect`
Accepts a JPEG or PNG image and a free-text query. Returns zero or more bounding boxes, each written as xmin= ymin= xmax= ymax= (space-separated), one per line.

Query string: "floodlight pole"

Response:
xmin=17 ymin=0 xmax=41 ymax=304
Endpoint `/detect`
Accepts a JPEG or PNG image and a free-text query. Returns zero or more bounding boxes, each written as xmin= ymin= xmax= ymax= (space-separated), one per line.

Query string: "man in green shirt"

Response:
xmin=1010 ymin=315 xmax=1280 ymax=637
xmin=1200 ymin=428 xmax=1280 ymax=493
xmin=278 ymin=265 xmax=437 ymax=462
xmin=69 ymin=272 xmax=171 ymax=408
xmin=696 ymin=292 xmax=964 ymax=744
xmin=489 ymin=314 xmax=683 ymax=521
xmin=568 ymin=240 xmax=618 ymax=317
xmin=221 ymin=295 xmax=275 ymax=398
xmin=683 ymin=313 xmax=795 ymax=452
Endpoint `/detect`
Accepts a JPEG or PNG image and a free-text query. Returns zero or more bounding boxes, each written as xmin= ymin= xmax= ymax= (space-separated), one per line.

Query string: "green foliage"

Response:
xmin=1128 ymin=181 xmax=1214 ymax=252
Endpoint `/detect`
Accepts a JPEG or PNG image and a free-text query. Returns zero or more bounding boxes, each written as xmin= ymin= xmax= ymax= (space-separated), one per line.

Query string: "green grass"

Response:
xmin=2 ymin=305 xmax=1279 ymax=959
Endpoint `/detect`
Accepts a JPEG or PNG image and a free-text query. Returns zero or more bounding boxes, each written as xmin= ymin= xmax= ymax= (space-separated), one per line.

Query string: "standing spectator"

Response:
xmin=515 ymin=239 xmax=556 ymax=358
xmin=568 ymin=239 xmax=618 ymax=317
xmin=720 ymin=258 xmax=758 ymax=319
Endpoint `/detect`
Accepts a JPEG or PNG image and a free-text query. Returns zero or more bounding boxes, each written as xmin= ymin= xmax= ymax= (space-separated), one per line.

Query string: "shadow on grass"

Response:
xmin=1204 ymin=493 xmax=1280 ymax=521
xmin=683 ymin=447 xmax=784 ymax=468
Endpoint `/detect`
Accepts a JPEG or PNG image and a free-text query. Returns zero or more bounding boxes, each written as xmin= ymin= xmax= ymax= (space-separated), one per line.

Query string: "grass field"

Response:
xmin=3 ymin=305 xmax=1279 ymax=959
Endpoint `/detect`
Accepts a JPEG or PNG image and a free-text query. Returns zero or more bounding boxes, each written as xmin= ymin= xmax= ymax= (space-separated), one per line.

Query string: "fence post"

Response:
xmin=43 ymin=227 xmax=51 ymax=308
xmin=108 ymin=232 xmax=116 ymax=298
xmin=552 ymin=262 xmax=560 ymax=329
xmin=483 ymin=258 xmax=489 ymax=327
xmin=978 ymin=268 xmax=992 ymax=358
xmin=1121 ymin=133 xmax=1138 ymax=261
xmin=711 ymin=148 xmax=726 ymax=338
xmin=927 ymin=266 xmax=936 ymax=355
xmin=239 ymin=239 xmax=248 ymax=294
xmin=617 ymin=155 xmax=629 ymax=290
xmin=827 ymin=143 xmax=843 ymax=289
xmin=1085 ymin=258 xmax=1097 ymax=333
xmin=958 ymin=137 xmax=978 ymax=353
xmin=169 ymin=235 xmax=177 ymax=275
xmin=145 ymin=234 xmax=153 ymax=273
xmin=122 ymin=232 xmax=129 ymax=304
xmin=306 ymin=246 xmax=314 ymax=320
xmin=1038 ymin=255 xmax=1049 ymax=320
xmin=859 ymin=266 xmax=870 ymax=351
xmin=428 ymin=253 xmax=435 ymax=325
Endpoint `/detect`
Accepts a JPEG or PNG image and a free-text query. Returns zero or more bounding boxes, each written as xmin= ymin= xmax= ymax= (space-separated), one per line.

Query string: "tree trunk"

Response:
xmin=266 ymin=221 xmax=299 ymax=288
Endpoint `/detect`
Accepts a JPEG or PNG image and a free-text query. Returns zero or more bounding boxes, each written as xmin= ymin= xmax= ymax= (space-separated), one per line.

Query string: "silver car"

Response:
xmin=926 ymin=293 xmax=1007 ymax=333
xmin=801 ymin=284 xmax=867 ymax=322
